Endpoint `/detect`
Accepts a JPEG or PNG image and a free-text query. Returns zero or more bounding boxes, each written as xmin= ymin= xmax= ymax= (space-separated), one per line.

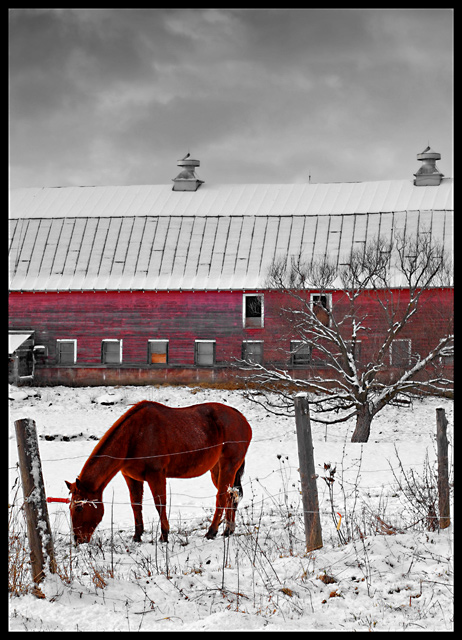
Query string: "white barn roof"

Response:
xmin=9 ymin=179 xmax=453 ymax=291
xmin=9 ymin=179 xmax=453 ymax=219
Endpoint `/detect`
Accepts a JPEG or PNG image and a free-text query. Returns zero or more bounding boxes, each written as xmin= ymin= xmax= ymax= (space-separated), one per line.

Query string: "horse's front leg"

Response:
xmin=146 ymin=471 xmax=169 ymax=543
xmin=123 ymin=474 xmax=144 ymax=542
xmin=207 ymin=463 xmax=237 ymax=540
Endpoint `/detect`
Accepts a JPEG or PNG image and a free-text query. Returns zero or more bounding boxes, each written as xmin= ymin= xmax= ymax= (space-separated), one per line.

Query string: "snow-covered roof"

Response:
xmin=8 ymin=331 xmax=33 ymax=354
xmin=8 ymin=179 xmax=453 ymax=291
xmin=9 ymin=179 xmax=453 ymax=219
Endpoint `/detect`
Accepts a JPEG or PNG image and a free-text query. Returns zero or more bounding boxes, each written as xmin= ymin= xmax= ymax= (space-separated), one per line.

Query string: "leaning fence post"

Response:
xmin=294 ymin=393 xmax=323 ymax=552
xmin=14 ymin=418 xmax=57 ymax=584
xmin=436 ymin=408 xmax=450 ymax=529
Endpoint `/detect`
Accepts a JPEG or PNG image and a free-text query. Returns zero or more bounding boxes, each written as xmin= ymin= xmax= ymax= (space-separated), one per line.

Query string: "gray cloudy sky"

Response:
xmin=9 ymin=8 xmax=453 ymax=189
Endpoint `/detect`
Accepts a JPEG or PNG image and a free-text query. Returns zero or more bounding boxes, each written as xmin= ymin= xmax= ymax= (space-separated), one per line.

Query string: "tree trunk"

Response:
xmin=351 ymin=404 xmax=372 ymax=443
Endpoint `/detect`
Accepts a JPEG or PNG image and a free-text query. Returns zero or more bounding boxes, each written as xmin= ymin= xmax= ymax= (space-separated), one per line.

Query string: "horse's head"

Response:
xmin=65 ymin=478 xmax=104 ymax=544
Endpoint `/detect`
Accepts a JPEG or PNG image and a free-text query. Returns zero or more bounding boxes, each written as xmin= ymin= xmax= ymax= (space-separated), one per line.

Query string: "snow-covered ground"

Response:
xmin=9 ymin=384 xmax=453 ymax=631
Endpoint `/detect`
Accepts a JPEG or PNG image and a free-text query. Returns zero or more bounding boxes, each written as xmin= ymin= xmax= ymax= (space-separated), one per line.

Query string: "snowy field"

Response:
xmin=9 ymin=384 xmax=453 ymax=631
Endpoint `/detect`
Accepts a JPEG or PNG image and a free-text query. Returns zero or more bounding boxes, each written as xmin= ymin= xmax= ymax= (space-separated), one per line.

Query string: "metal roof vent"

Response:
xmin=414 ymin=146 xmax=444 ymax=186
xmin=172 ymin=153 xmax=204 ymax=191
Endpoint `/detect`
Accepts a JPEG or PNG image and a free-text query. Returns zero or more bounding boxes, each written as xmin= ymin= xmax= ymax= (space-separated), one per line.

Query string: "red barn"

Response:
xmin=8 ymin=150 xmax=453 ymax=387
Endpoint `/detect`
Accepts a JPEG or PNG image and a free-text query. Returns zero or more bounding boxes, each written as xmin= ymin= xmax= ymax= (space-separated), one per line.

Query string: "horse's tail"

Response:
xmin=233 ymin=460 xmax=245 ymax=503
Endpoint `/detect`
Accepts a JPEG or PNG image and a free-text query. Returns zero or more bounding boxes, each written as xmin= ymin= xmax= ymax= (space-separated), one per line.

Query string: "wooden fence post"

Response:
xmin=436 ymin=408 xmax=450 ymax=529
xmin=294 ymin=393 xmax=323 ymax=552
xmin=14 ymin=418 xmax=57 ymax=584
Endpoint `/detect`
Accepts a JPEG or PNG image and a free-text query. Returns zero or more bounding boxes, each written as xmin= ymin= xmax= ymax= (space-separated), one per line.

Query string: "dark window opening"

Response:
xmin=244 ymin=294 xmax=264 ymax=328
xmin=17 ymin=350 xmax=34 ymax=377
xmin=291 ymin=341 xmax=312 ymax=366
xmin=242 ymin=341 xmax=263 ymax=364
xmin=390 ymin=339 xmax=411 ymax=368
xmin=311 ymin=293 xmax=330 ymax=326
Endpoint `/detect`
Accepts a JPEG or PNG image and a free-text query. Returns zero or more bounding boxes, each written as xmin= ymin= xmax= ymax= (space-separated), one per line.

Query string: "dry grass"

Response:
xmin=8 ymin=479 xmax=33 ymax=597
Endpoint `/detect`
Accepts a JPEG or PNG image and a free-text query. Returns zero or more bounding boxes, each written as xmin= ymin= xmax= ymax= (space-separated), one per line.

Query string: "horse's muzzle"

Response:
xmin=74 ymin=531 xmax=92 ymax=544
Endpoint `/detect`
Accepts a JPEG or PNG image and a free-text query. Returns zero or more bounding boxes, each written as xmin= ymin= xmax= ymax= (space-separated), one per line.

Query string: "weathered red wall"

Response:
xmin=331 ymin=287 xmax=454 ymax=366
xmin=8 ymin=288 xmax=453 ymax=386
xmin=9 ymin=290 xmax=270 ymax=365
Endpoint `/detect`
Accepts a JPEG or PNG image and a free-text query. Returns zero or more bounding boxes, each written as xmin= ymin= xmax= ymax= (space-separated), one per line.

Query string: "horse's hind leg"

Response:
xmin=207 ymin=460 xmax=244 ymax=539
xmin=223 ymin=461 xmax=245 ymax=537
xmin=123 ymin=474 xmax=144 ymax=542
xmin=206 ymin=464 xmax=220 ymax=539
xmin=146 ymin=472 xmax=169 ymax=543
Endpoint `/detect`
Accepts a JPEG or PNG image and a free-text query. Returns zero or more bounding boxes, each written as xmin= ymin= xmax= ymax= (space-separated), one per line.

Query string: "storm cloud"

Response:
xmin=9 ymin=9 xmax=453 ymax=188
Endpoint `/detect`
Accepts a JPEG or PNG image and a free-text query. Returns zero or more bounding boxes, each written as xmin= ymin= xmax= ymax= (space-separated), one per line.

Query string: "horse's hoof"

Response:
xmin=205 ymin=529 xmax=217 ymax=540
xmin=159 ymin=531 xmax=169 ymax=543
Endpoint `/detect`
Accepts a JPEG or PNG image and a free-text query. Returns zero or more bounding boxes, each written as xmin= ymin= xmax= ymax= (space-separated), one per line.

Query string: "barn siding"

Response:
xmin=9 ymin=290 xmax=271 ymax=367
xmin=8 ymin=287 xmax=453 ymax=386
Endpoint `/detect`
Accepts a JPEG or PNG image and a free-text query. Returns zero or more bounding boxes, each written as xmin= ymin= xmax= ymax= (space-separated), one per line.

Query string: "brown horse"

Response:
xmin=65 ymin=401 xmax=252 ymax=544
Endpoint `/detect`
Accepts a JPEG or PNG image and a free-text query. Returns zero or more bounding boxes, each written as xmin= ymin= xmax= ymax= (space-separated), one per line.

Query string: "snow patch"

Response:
xmin=8 ymin=384 xmax=453 ymax=631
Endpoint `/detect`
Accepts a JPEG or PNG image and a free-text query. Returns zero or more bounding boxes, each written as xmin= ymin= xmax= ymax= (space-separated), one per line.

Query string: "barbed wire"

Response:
xmin=7 ymin=456 xmax=448 ymax=504
xmin=8 ymin=418 xmax=453 ymax=540
xmin=9 ymin=473 xmax=451 ymax=526
xmin=7 ymin=427 xmax=451 ymax=472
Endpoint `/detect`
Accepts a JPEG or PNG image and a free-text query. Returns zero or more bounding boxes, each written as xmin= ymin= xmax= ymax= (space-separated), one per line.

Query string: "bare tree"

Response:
xmin=239 ymin=232 xmax=453 ymax=443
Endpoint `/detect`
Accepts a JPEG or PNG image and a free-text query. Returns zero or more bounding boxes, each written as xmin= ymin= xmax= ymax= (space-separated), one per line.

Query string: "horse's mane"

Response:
xmin=88 ymin=400 xmax=154 ymax=458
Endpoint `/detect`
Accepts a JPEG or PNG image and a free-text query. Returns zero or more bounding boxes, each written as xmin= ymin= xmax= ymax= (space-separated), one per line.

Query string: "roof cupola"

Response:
xmin=172 ymin=153 xmax=204 ymax=191
xmin=414 ymin=146 xmax=444 ymax=186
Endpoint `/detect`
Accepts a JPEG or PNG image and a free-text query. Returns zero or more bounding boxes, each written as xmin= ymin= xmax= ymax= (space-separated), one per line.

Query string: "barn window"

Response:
xmin=310 ymin=293 xmax=331 ymax=326
xmin=390 ymin=339 xmax=411 ymax=367
xmin=290 ymin=341 xmax=311 ymax=366
xmin=242 ymin=340 xmax=263 ymax=365
xmin=101 ymin=339 xmax=122 ymax=365
xmin=195 ymin=340 xmax=216 ymax=366
xmin=57 ymin=339 xmax=76 ymax=365
xmin=439 ymin=346 xmax=454 ymax=366
xmin=148 ymin=340 xmax=169 ymax=365
xmin=243 ymin=294 xmax=264 ymax=328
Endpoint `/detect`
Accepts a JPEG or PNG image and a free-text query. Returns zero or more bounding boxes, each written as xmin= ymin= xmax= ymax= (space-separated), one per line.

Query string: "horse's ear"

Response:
xmin=75 ymin=478 xmax=82 ymax=490
xmin=65 ymin=480 xmax=73 ymax=491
